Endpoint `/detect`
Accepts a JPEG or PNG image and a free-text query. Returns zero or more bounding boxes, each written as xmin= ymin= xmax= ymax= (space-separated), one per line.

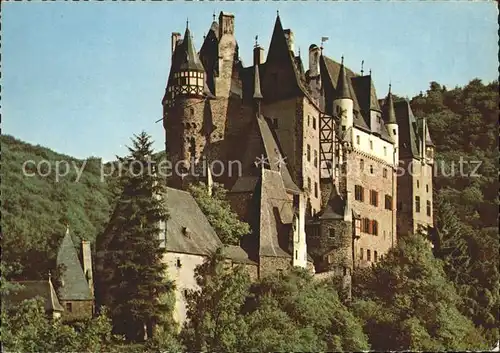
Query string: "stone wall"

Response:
xmin=258 ymin=256 xmax=292 ymax=278
xmin=59 ymin=300 xmax=93 ymax=322
xmin=347 ymin=150 xmax=396 ymax=268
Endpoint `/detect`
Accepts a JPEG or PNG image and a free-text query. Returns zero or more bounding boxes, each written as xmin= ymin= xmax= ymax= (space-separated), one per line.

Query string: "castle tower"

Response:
xmin=162 ymin=24 xmax=207 ymax=187
xmin=292 ymin=192 xmax=308 ymax=269
xmin=383 ymin=84 xmax=399 ymax=163
xmin=334 ymin=57 xmax=354 ymax=141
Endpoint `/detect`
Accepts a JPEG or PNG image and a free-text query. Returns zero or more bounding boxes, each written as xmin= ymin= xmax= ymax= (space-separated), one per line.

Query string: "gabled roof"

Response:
xmin=395 ymin=100 xmax=421 ymax=159
xmin=5 ymin=280 xmax=64 ymax=312
xmin=258 ymin=169 xmax=294 ymax=258
xmin=57 ymin=231 xmax=93 ymax=301
xmin=164 ymin=187 xmax=222 ymax=256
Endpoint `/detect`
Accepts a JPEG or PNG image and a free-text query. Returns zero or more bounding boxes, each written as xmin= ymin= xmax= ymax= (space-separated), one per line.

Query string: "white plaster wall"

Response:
xmin=353 ymin=127 xmax=396 ymax=166
xmin=163 ymin=252 xmax=207 ymax=325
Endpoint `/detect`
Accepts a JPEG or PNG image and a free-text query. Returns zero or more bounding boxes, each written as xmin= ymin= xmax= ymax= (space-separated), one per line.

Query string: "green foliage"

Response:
xmin=412 ymin=80 xmax=499 ymax=341
xmin=2 ymin=299 xmax=121 ymax=353
xmin=181 ymin=248 xmax=251 ymax=352
xmin=182 ymin=254 xmax=368 ymax=352
xmin=352 ymin=233 xmax=488 ymax=351
xmin=96 ymin=131 xmax=174 ymax=342
xmin=188 ymin=182 xmax=250 ymax=245
xmin=1 ymin=135 xmax=113 ymax=279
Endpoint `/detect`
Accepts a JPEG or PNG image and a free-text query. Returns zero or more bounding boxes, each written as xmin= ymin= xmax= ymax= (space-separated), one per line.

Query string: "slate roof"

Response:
xmin=178 ymin=27 xmax=205 ymax=72
xmin=223 ymin=245 xmax=258 ymax=265
xmin=230 ymin=176 xmax=259 ymax=193
xmin=394 ymin=100 xmax=421 ymax=159
xmin=5 ymin=280 xmax=64 ymax=312
xmin=258 ymin=169 xmax=294 ymax=258
xmin=317 ymin=185 xmax=345 ymax=220
xmin=164 ymin=187 xmax=222 ymax=256
xmin=382 ymin=88 xmax=397 ymax=125
xmin=57 ymin=231 xmax=93 ymax=301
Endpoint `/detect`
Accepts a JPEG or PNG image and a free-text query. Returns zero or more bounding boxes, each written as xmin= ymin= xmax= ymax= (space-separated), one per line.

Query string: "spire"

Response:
xmin=336 ymin=56 xmax=352 ymax=100
xmin=383 ymin=83 xmax=397 ymax=124
xmin=253 ymin=63 xmax=263 ymax=100
xmin=179 ymin=25 xmax=205 ymax=72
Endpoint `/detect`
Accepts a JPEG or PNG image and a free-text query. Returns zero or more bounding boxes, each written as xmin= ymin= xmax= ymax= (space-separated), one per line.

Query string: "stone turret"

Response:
xmin=334 ymin=57 xmax=354 ymax=139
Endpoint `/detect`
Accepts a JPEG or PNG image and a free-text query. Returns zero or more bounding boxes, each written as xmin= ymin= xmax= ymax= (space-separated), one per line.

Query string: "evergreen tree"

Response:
xmin=100 ymin=132 xmax=173 ymax=341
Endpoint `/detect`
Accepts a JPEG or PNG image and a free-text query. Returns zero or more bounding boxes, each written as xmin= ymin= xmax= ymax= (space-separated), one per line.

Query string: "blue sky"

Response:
xmin=3 ymin=1 xmax=498 ymax=162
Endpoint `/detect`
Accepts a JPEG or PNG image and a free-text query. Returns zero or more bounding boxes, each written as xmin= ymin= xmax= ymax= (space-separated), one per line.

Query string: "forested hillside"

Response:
xmin=1 ymin=135 xmax=114 ymax=279
xmin=411 ymin=79 xmax=499 ymax=341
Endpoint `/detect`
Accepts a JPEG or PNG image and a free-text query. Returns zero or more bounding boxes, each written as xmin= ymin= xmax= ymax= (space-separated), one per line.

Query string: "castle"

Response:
xmin=161 ymin=12 xmax=435 ymax=289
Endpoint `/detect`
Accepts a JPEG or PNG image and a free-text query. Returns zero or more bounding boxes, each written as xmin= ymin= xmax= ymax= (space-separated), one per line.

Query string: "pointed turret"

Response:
xmin=383 ymin=84 xmax=399 ymax=148
xmin=336 ymin=57 xmax=352 ymax=100
xmin=333 ymin=57 xmax=354 ymax=137
xmin=179 ymin=25 xmax=205 ymax=72
xmin=382 ymin=84 xmax=397 ymax=124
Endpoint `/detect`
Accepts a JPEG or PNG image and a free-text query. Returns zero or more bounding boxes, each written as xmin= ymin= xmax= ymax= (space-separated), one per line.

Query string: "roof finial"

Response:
xmin=48 ymin=271 xmax=52 ymax=281
xmin=277 ymin=10 xmax=279 ymax=16
xmin=186 ymin=18 xmax=189 ymax=30
xmin=389 ymin=81 xmax=392 ymax=93
xmin=255 ymin=35 xmax=258 ymax=47
xmin=298 ymin=46 xmax=301 ymax=57
xmin=341 ymin=55 xmax=344 ymax=65
xmin=361 ymin=60 xmax=364 ymax=75
xmin=213 ymin=11 xmax=216 ymax=22
xmin=369 ymin=68 xmax=372 ymax=76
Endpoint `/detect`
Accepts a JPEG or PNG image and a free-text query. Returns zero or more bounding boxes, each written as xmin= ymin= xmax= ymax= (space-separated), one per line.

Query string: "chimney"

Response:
xmin=171 ymin=32 xmax=181 ymax=56
xmin=81 ymin=240 xmax=94 ymax=296
xmin=284 ymin=29 xmax=295 ymax=53
xmin=309 ymin=44 xmax=321 ymax=77
xmin=253 ymin=46 xmax=265 ymax=66
xmin=218 ymin=12 xmax=235 ymax=37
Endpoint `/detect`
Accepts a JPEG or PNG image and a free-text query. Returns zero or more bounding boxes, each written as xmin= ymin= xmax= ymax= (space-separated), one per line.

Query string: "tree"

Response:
xmin=99 ymin=131 xmax=174 ymax=341
xmin=351 ymin=233 xmax=488 ymax=351
xmin=188 ymin=182 xmax=250 ymax=245
xmin=181 ymin=248 xmax=250 ymax=352
xmin=244 ymin=269 xmax=369 ymax=352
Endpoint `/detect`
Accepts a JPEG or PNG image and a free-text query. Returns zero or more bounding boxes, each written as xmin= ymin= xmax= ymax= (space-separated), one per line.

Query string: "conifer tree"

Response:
xmin=102 ymin=132 xmax=173 ymax=342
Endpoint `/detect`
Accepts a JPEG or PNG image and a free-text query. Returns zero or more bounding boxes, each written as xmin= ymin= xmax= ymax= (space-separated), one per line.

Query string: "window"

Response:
xmin=329 ymin=228 xmax=335 ymax=238
xmin=370 ymin=190 xmax=378 ymax=207
xmin=374 ymin=251 xmax=378 ymax=262
xmin=360 ymin=159 xmax=364 ymax=171
xmin=356 ymin=135 xmax=360 ymax=145
xmin=360 ymin=248 xmax=364 ymax=260
xmin=383 ymin=230 xmax=386 ymax=239
xmin=308 ymin=115 xmax=310 ymax=126
xmin=183 ymin=289 xmax=189 ymax=297
xmin=307 ymin=177 xmax=311 ymax=191
xmin=307 ymin=144 xmax=311 ymax=162
xmin=383 ymin=146 xmax=387 ymax=156
xmin=367 ymin=249 xmax=371 ymax=261
xmin=277 ymin=269 xmax=283 ymax=279
xmin=417 ymin=180 xmax=420 ymax=189
xmin=427 ymin=200 xmax=431 ymax=216
xmin=314 ymin=150 xmax=318 ymax=168
xmin=393 ymin=129 xmax=397 ymax=135
xmin=66 ymin=302 xmax=73 ymax=312
xmin=295 ymin=250 xmax=298 ymax=260
xmin=426 ymin=184 xmax=429 ymax=193
xmin=355 ymin=185 xmax=364 ymax=202
xmin=383 ymin=168 xmax=388 ymax=178
xmin=370 ymin=165 xmax=374 ymax=174
xmin=313 ymin=117 xmax=317 ymax=130
xmin=372 ymin=220 xmax=378 ymax=236
xmin=176 ymin=258 xmax=182 ymax=268
xmin=362 ymin=218 xmax=370 ymax=233
xmin=416 ymin=196 xmax=421 ymax=213
xmin=385 ymin=195 xmax=393 ymax=210
xmin=369 ymin=140 xmax=373 ymax=150
xmin=314 ymin=182 xmax=318 ymax=198
xmin=328 ymin=254 xmax=334 ymax=263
